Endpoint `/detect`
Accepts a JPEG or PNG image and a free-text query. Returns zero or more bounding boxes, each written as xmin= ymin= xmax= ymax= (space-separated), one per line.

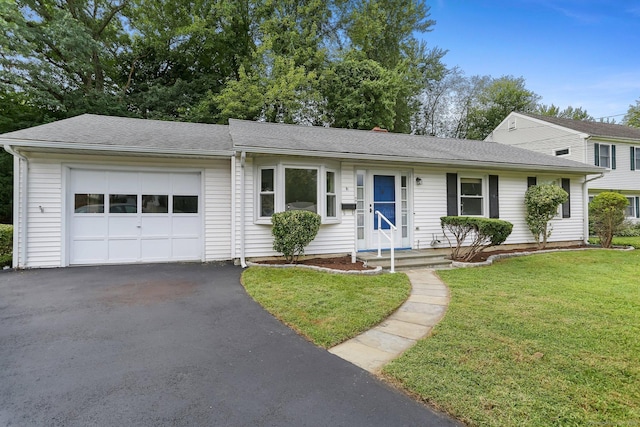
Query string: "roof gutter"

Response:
xmin=236 ymin=146 xmax=603 ymax=175
xmin=582 ymin=173 xmax=605 ymax=245
xmin=3 ymin=145 xmax=28 ymax=268
xmin=0 ymin=139 xmax=235 ymax=158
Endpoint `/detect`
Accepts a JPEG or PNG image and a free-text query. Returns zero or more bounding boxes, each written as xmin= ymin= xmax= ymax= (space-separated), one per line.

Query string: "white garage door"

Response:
xmin=69 ymin=169 xmax=202 ymax=265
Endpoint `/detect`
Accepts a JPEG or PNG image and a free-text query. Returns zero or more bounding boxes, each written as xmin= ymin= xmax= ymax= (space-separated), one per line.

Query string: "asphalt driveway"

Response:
xmin=0 ymin=263 xmax=459 ymax=426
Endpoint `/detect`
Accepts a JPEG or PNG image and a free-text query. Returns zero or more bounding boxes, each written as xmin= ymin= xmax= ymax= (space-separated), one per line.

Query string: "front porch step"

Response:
xmin=358 ymin=249 xmax=452 ymax=271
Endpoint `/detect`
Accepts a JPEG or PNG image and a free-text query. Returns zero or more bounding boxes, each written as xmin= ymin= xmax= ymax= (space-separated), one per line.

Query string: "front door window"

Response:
xmin=373 ymin=175 xmax=396 ymax=230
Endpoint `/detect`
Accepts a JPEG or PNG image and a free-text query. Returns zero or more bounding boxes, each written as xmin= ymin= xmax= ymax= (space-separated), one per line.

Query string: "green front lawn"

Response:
xmin=241 ymin=267 xmax=410 ymax=348
xmin=384 ymin=250 xmax=640 ymax=426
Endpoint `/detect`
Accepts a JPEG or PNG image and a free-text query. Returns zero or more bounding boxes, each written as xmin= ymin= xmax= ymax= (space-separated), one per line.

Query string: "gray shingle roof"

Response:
xmin=1 ymin=114 xmax=603 ymax=173
xmin=229 ymin=119 xmax=603 ymax=173
xmin=0 ymin=114 xmax=233 ymax=153
xmin=521 ymin=112 xmax=640 ymax=140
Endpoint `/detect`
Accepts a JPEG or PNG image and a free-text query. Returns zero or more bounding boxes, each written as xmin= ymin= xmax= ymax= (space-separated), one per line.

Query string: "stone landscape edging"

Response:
xmin=245 ymin=261 xmax=383 ymax=275
xmin=451 ymin=245 xmax=635 ymax=268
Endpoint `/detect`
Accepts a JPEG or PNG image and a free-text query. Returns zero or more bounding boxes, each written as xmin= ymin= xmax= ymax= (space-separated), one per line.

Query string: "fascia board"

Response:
xmin=0 ymin=138 xmax=234 ymax=158
xmin=237 ymin=146 xmax=605 ymax=174
xmin=588 ymin=135 xmax=640 ymax=145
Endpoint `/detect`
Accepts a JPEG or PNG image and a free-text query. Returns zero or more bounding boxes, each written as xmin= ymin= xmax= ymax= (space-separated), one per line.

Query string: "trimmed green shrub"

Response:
xmin=524 ymin=184 xmax=568 ymax=248
xmin=590 ymin=192 xmax=629 ymax=248
xmin=0 ymin=224 xmax=13 ymax=267
xmin=441 ymin=216 xmax=513 ymax=262
xmin=272 ymin=210 xmax=321 ymax=263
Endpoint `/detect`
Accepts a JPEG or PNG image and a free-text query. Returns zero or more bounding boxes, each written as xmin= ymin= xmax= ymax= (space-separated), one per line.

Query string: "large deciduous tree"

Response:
xmin=623 ymin=99 xmax=640 ymax=128
xmin=0 ymin=0 xmax=131 ymax=114
xmin=535 ymin=104 xmax=594 ymax=121
xmin=464 ymin=75 xmax=540 ymax=140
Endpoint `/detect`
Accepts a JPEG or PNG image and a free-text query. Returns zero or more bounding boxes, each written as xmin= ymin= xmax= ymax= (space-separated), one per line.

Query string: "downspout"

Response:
xmin=230 ymin=152 xmax=236 ymax=261
xmin=239 ymin=151 xmax=247 ymax=268
xmin=583 ymin=173 xmax=605 ymax=244
xmin=3 ymin=145 xmax=28 ymax=268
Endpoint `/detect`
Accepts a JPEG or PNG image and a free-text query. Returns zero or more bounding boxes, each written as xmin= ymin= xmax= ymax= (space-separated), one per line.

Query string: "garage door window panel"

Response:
xmin=142 ymin=195 xmax=169 ymax=213
xmin=109 ymin=194 xmax=138 ymax=213
xmin=173 ymin=195 xmax=198 ymax=213
xmin=75 ymin=194 xmax=105 ymax=213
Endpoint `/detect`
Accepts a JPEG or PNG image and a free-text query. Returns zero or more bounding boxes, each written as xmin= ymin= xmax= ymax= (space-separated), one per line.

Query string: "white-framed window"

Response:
xmin=555 ymin=148 xmax=570 ymax=156
xmin=256 ymin=162 xmax=340 ymax=223
xmin=631 ymin=146 xmax=640 ymax=171
xmin=459 ymin=177 xmax=484 ymax=216
xmin=594 ymin=143 xmax=615 ymax=169
xmin=598 ymin=144 xmax=610 ymax=168
xmin=259 ymin=167 xmax=275 ymax=217
xmin=625 ymin=196 xmax=637 ymax=218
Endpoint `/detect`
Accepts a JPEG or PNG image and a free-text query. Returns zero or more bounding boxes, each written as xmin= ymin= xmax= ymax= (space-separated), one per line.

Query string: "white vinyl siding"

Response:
xmin=412 ymin=168 xmax=586 ymax=248
xmin=488 ymin=115 xmax=586 ymax=164
xmin=588 ymin=140 xmax=640 ymax=192
xmin=237 ymin=156 xmax=355 ymax=258
xmin=204 ymin=160 xmax=232 ymax=261
xmin=14 ymin=154 xmax=232 ymax=268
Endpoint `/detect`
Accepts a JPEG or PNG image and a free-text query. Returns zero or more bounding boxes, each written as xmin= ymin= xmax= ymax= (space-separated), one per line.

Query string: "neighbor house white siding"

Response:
xmin=587 ymin=138 xmax=640 ymax=192
xmin=488 ymin=115 xmax=587 ymax=163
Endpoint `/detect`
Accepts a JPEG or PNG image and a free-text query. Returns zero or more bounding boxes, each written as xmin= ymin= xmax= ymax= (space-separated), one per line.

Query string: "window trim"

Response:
xmin=255 ymin=161 xmax=341 ymax=224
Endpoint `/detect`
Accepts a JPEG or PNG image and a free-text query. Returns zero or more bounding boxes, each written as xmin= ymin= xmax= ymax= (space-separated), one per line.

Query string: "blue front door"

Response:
xmin=373 ymin=175 xmax=395 ymax=230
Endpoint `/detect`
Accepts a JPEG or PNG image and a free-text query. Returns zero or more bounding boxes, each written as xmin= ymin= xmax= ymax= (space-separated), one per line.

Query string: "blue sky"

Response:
xmin=423 ymin=1 xmax=640 ymax=120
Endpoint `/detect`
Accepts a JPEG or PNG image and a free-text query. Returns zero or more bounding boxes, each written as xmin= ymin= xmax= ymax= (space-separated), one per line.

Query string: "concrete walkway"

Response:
xmin=329 ymin=268 xmax=450 ymax=373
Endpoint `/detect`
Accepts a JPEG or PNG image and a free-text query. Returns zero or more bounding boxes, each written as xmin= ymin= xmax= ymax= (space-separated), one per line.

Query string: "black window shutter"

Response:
xmin=527 ymin=176 xmax=537 ymax=188
xmin=636 ymin=197 xmax=640 ymax=219
xmin=489 ymin=175 xmax=499 ymax=218
xmin=594 ymin=143 xmax=600 ymax=166
xmin=446 ymin=173 xmax=458 ymax=216
xmin=631 ymin=147 xmax=636 ymax=171
xmin=611 ymin=145 xmax=617 ymax=169
xmin=561 ymin=178 xmax=571 ymax=218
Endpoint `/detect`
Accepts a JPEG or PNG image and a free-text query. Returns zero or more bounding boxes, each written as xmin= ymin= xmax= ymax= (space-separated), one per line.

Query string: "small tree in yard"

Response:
xmin=524 ymin=184 xmax=568 ymax=248
xmin=441 ymin=216 xmax=513 ymax=262
xmin=272 ymin=210 xmax=321 ymax=263
xmin=590 ymin=192 xmax=629 ymax=248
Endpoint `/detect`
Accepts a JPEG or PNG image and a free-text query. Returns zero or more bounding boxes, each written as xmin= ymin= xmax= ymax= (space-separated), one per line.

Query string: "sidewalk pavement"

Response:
xmin=329 ymin=268 xmax=450 ymax=373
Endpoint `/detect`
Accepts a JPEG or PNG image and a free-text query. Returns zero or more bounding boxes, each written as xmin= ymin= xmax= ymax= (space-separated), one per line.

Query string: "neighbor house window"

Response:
xmin=460 ymin=177 xmax=484 ymax=216
xmin=285 ymin=168 xmax=317 ymax=213
xmin=257 ymin=163 xmax=339 ymax=222
xmin=631 ymin=147 xmax=640 ymax=171
xmin=625 ymin=197 xmax=636 ymax=218
xmin=594 ymin=143 xmax=616 ymax=169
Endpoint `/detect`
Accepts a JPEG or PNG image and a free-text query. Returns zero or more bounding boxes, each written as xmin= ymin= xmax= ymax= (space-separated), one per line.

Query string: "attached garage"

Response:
xmin=69 ymin=169 xmax=203 ymax=264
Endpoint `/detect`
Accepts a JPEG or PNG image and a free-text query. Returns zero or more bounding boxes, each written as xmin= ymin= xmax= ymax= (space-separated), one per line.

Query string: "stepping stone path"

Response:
xmin=329 ymin=269 xmax=450 ymax=373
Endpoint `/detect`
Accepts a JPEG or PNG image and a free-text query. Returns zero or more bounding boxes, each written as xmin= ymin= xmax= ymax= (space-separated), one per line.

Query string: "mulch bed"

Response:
xmin=465 ymin=245 xmax=589 ymax=262
xmin=255 ymin=245 xmax=594 ymax=270
xmin=255 ymin=256 xmax=374 ymax=271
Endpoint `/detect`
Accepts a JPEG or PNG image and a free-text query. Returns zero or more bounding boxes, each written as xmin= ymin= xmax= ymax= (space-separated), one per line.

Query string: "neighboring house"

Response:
xmin=1 ymin=114 xmax=602 ymax=269
xmin=487 ymin=112 xmax=640 ymax=221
